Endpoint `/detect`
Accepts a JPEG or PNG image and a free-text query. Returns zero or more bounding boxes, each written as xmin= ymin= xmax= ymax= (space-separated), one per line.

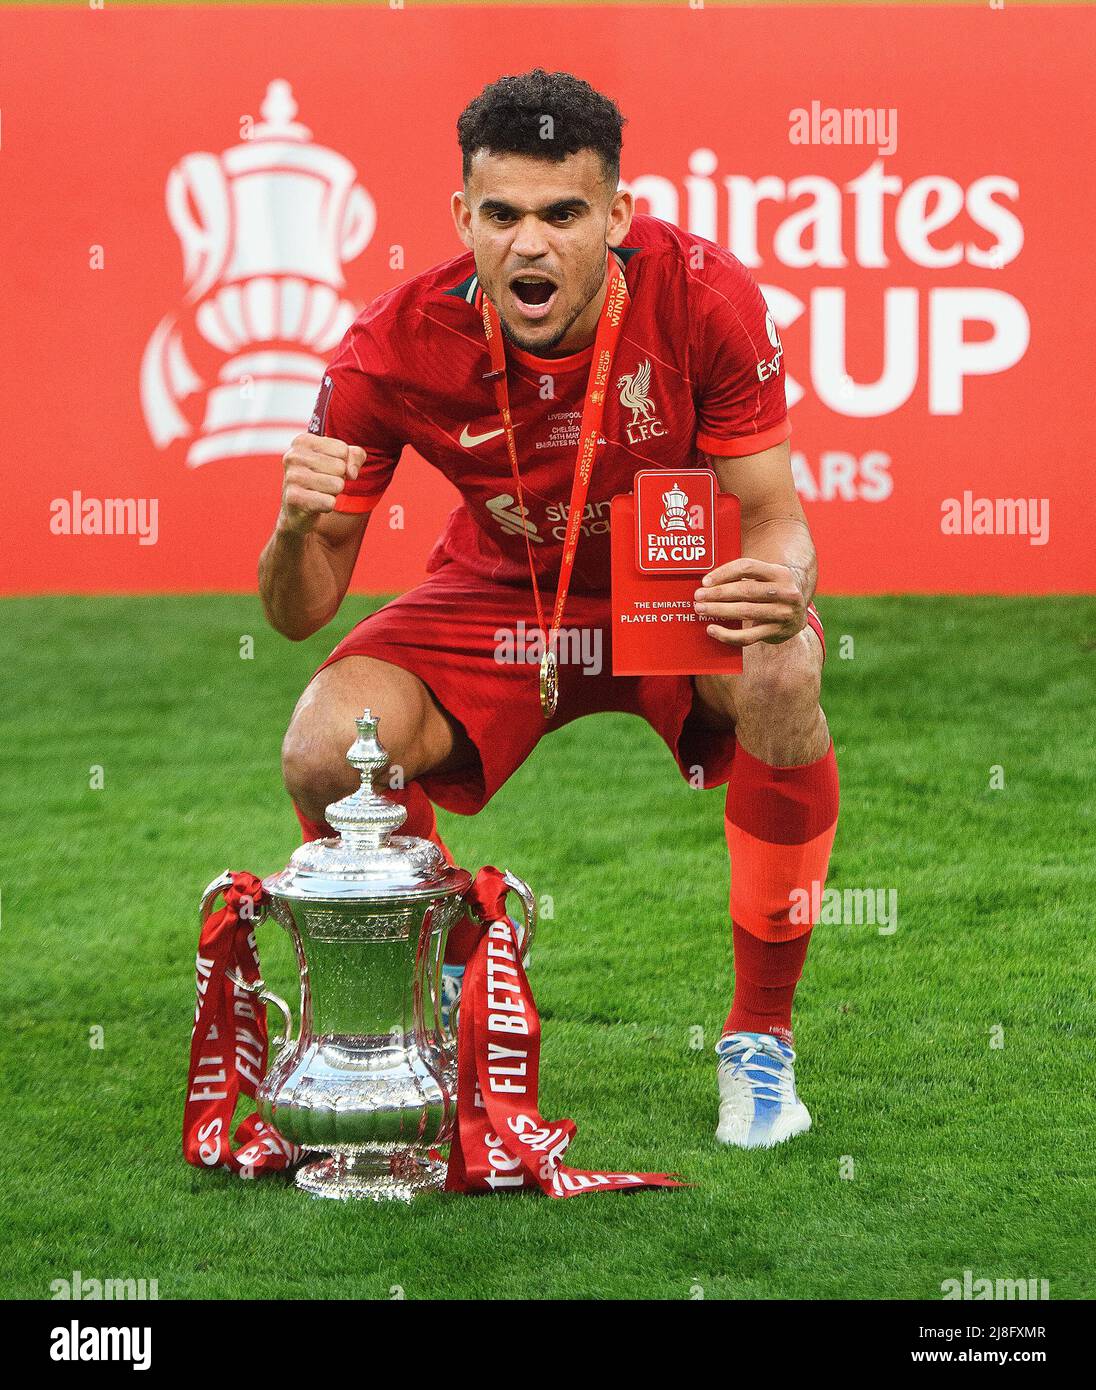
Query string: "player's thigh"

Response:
xmin=282 ymin=654 xmax=475 ymax=794
xmin=690 ymin=623 xmax=825 ymax=730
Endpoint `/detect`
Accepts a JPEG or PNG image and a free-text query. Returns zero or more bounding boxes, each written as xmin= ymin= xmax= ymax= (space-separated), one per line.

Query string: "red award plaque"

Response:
xmin=611 ymin=469 xmax=743 ymax=676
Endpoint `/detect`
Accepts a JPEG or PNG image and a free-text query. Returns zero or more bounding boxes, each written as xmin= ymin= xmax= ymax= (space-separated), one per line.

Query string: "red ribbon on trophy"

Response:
xmin=445 ymin=867 xmax=684 ymax=1197
xmin=182 ymin=872 xmax=301 ymax=1176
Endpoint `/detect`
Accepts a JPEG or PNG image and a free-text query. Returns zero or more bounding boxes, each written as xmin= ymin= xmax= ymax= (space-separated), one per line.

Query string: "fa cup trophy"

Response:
xmin=200 ymin=710 xmax=535 ymax=1200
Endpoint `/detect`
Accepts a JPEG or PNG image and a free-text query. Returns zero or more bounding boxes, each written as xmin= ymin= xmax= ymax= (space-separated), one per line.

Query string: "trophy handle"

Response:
xmin=413 ymin=901 xmax=447 ymax=1056
xmin=226 ymin=918 xmax=298 ymax=1057
xmin=501 ymin=869 xmax=538 ymax=965
xmin=228 ymin=971 xmax=296 ymax=1056
xmin=413 ymin=902 xmax=455 ymax=1137
xmin=199 ymin=870 xmax=235 ymax=924
xmin=199 ymin=872 xmax=296 ymax=1057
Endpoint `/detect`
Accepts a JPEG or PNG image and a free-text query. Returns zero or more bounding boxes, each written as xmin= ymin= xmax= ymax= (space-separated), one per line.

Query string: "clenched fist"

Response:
xmin=278 ymin=434 xmax=365 ymax=534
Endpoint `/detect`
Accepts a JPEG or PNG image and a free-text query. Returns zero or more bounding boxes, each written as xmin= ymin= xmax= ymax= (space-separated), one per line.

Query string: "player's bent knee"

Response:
xmin=740 ymin=637 xmax=821 ymax=716
xmin=281 ymin=662 xmax=439 ymax=812
xmin=281 ymin=717 xmax=352 ymax=814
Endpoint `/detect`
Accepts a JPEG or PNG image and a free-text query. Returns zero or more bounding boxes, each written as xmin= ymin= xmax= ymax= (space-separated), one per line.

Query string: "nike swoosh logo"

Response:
xmin=459 ymin=423 xmax=506 ymax=448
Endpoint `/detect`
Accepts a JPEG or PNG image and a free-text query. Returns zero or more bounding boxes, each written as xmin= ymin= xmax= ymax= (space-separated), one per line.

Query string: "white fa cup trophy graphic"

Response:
xmin=141 ymin=79 xmax=375 ymax=468
xmin=659 ymin=482 xmax=690 ymax=531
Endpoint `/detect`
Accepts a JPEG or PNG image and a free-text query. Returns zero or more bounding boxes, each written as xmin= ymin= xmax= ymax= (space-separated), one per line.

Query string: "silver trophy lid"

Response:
xmin=265 ymin=710 xmax=469 ymax=901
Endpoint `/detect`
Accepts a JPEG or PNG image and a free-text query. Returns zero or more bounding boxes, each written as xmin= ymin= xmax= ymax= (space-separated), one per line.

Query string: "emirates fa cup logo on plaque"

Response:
xmin=141 ymin=80 xmax=376 ymax=468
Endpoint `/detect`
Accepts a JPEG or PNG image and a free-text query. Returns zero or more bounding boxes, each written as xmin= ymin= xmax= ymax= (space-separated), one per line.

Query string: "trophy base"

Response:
xmin=295 ymin=1147 xmax=447 ymax=1202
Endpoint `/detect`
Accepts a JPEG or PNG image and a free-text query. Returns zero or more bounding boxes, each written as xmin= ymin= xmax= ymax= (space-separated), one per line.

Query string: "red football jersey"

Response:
xmin=309 ymin=214 xmax=789 ymax=593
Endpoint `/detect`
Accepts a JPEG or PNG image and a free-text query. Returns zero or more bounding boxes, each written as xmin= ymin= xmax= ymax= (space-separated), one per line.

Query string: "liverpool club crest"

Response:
xmin=617 ymin=360 xmax=666 ymax=444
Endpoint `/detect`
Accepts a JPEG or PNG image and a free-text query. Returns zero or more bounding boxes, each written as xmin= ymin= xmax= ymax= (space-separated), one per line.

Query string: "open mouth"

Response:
xmin=509 ymin=274 xmax=558 ymax=320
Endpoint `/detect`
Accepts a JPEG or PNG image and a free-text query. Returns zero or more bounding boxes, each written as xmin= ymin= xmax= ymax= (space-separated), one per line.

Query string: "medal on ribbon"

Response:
xmin=538 ymin=648 xmax=559 ymax=717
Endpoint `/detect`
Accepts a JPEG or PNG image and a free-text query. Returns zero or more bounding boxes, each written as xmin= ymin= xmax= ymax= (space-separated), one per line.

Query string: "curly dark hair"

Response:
xmin=457 ymin=69 xmax=626 ymax=186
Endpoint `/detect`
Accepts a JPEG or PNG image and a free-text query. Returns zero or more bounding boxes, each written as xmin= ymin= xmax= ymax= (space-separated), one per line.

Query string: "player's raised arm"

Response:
xmin=260 ymin=337 xmax=404 ymax=639
xmin=258 ymin=432 xmax=370 ymax=641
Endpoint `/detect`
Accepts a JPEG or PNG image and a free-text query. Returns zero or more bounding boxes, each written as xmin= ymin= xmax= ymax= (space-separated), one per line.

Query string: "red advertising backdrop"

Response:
xmin=1 ymin=4 xmax=1093 ymax=595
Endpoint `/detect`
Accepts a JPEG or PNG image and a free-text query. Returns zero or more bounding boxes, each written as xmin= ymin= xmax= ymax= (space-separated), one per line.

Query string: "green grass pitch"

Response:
xmin=0 ymin=593 xmax=1092 ymax=1300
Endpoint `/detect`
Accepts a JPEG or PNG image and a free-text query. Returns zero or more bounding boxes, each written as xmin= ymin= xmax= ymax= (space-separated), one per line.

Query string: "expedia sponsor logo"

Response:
xmin=757 ymin=311 xmax=784 ymax=383
xmin=309 ymin=375 xmax=333 ymax=434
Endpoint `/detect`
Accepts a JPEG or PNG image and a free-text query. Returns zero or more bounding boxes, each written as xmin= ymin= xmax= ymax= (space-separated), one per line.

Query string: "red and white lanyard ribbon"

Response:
xmin=182 ymin=872 xmax=300 ymax=1176
xmin=445 ymin=866 xmax=684 ymax=1197
xmin=481 ymin=253 xmax=630 ymax=653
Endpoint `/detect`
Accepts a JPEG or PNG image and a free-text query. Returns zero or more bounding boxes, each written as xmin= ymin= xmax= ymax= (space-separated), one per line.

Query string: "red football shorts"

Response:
xmin=314 ymin=561 xmax=826 ymax=816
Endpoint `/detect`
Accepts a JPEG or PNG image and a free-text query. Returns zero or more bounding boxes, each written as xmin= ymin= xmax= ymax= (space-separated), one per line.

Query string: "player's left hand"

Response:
xmin=693 ymin=558 xmax=808 ymax=647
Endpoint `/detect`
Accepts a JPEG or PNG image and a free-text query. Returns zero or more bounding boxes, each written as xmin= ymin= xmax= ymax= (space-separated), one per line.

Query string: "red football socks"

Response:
xmin=723 ymin=740 xmax=840 ymax=1045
